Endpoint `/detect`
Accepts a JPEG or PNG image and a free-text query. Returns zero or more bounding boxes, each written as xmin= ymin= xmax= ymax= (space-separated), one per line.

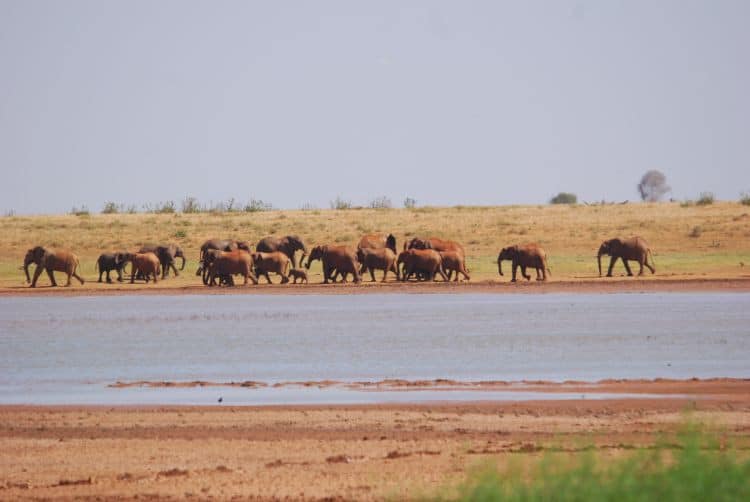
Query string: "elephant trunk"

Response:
xmin=23 ymin=258 xmax=31 ymax=283
xmin=498 ymin=259 xmax=503 ymax=276
xmin=180 ymin=255 xmax=186 ymax=270
xmin=597 ymin=251 xmax=603 ymax=277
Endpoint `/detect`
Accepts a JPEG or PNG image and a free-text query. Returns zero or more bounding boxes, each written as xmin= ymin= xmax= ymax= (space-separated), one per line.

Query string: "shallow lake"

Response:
xmin=1 ymin=292 xmax=748 ymax=405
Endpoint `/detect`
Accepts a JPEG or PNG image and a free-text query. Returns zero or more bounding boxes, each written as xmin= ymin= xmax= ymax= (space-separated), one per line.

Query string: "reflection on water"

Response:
xmin=1 ymin=293 xmax=748 ymax=404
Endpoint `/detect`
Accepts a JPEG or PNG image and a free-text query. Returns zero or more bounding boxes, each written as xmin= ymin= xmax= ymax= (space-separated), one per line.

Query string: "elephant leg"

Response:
xmin=369 ymin=267 xmax=376 ymax=282
xmin=170 ymin=262 xmax=179 ymax=278
xmin=637 ymin=259 xmax=645 ymax=276
xmin=152 ymin=270 xmax=158 ymax=283
xmin=521 ymin=264 xmax=531 ymax=281
xmin=47 ymin=269 xmax=58 ymax=287
xmin=130 ymin=266 xmax=136 ymax=283
xmin=30 ymin=265 xmax=43 ymax=287
xmin=645 ymin=258 xmax=655 ymax=274
xmin=263 ymin=271 xmax=273 ymax=284
xmin=623 ymin=259 xmax=634 ymax=276
xmin=511 ymin=263 xmax=517 ymax=282
xmin=607 ymin=257 xmax=617 ymax=277
xmin=105 ymin=270 xmax=111 ymax=283
xmin=116 ymin=268 xmax=123 ymax=282
xmin=98 ymin=269 xmax=103 ymax=282
xmin=436 ymin=266 xmax=449 ymax=282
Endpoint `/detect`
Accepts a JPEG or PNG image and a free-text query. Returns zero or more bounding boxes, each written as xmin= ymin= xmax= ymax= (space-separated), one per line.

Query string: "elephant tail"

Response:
xmin=647 ymin=248 xmax=656 ymax=271
xmin=94 ymin=259 xmax=98 ymax=273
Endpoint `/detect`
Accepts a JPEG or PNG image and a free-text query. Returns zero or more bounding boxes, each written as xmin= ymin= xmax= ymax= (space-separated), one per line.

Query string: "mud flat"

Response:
xmin=1 ymin=378 xmax=749 ymax=500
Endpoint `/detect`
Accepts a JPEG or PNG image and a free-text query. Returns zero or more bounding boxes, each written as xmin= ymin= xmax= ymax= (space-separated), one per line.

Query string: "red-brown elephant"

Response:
xmin=23 ymin=246 xmax=85 ymax=287
xmin=397 ymin=249 xmax=448 ymax=282
xmin=497 ymin=243 xmax=550 ymax=282
xmin=306 ymin=245 xmax=361 ymax=284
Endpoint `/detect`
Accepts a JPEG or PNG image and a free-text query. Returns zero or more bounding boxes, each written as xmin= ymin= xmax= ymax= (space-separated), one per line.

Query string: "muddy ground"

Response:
xmin=1 ymin=378 xmax=749 ymax=500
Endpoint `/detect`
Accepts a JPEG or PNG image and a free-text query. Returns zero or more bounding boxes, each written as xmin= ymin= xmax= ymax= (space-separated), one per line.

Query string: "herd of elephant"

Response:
xmin=20 ymin=234 xmax=656 ymax=288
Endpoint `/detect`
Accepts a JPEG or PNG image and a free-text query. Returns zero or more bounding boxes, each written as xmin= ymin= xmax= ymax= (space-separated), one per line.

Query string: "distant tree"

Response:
xmin=330 ymin=196 xmax=352 ymax=210
xmin=638 ymin=170 xmax=670 ymax=202
xmin=101 ymin=201 xmax=119 ymax=214
xmin=549 ymin=192 xmax=577 ymax=204
xmin=368 ymin=196 xmax=392 ymax=209
xmin=403 ymin=197 xmax=417 ymax=209
xmin=181 ymin=196 xmax=202 ymax=213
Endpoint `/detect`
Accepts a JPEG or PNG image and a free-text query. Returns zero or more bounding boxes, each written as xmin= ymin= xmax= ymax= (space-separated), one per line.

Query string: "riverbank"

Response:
xmin=2 ymin=276 xmax=750 ymax=297
xmin=1 ymin=378 xmax=748 ymax=500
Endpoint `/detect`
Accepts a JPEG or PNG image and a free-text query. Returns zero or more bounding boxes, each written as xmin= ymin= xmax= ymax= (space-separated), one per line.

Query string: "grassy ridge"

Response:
xmin=439 ymin=429 xmax=750 ymax=501
xmin=1 ymin=202 xmax=748 ymax=286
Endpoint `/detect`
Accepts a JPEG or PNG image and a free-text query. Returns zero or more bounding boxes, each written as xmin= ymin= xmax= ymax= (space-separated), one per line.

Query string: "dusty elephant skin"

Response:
xmin=497 ymin=243 xmax=550 ymax=282
xmin=0 ymin=379 xmax=748 ymax=500
xmin=23 ymin=246 xmax=85 ymax=288
xmin=597 ymin=236 xmax=655 ymax=277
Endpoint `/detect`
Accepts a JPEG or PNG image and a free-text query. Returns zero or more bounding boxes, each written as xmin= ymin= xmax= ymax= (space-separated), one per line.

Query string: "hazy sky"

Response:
xmin=1 ymin=1 xmax=748 ymax=214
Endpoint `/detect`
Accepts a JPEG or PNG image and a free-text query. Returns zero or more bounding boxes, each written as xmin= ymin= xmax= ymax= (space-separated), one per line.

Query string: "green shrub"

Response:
xmin=550 ymin=192 xmax=578 ymax=204
xmin=101 ymin=201 xmax=119 ymax=214
xmin=740 ymin=192 xmax=750 ymax=206
xmin=244 ymin=198 xmax=274 ymax=212
xmin=70 ymin=206 xmax=90 ymax=216
xmin=369 ymin=196 xmax=392 ymax=209
xmin=330 ymin=196 xmax=352 ymax=210
xmin=696 ymin=192 xmax=715 ymax=206
xmin=441 ymin=429 xmax=750 ymax=502
xmin=181 ymin=196 xmax=203 ymax=213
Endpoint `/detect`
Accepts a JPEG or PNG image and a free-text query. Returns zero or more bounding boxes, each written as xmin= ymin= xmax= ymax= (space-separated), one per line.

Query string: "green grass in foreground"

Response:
xmin=435 ymin=429 xmax=750 ymax=501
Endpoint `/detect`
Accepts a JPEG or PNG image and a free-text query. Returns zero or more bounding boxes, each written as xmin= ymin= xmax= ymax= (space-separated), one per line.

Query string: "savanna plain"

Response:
xmin=1 ymin=203 xmax=750 ymax=500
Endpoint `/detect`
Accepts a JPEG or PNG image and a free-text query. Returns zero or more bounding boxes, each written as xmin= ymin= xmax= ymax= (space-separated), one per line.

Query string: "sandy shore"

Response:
xmin=1 ymin=276 xmax=750 ymax=297
xmin=2 ymin=379 xmax=749 ymax=500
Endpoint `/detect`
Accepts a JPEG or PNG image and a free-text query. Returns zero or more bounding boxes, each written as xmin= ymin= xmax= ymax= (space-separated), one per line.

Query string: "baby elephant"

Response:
xmin=288 ymin=268 xmax=308 ymax=284
xmin=95 ymin=252 xmax=128 ymax=283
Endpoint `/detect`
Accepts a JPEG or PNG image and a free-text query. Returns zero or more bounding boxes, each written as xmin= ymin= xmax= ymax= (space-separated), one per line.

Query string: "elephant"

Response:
xmin=95 ymin=252 xmax=129 ymax=283
xmin=256 ymin=235 xmax=307 ymax=269
xmin=440 ymin=251 xmax=471 ymax=282
xmin=23 ymin=246 xmax=85 ymax=287
xmin=357 ymin=247 xmax=399 ymax=282
xmin=405 ymin=237 xmax=466 ymax=280
xmin=397 ymin=249 xmax=448 ymax=282
xmin=138 ymin=243 xmax=185 ymax=279
xmin=196 ymin=239 xmax=250 ymax=283
xmin=597 ymin=236 xmax=655 ymax=277
xmin=497 ymin=243 xmax=550 ymax=282
xmin=288 ymin=268 xmax=308 ymax=284
xmin=206 ymin=250 xmax=258 ymax=286
xmin=122 ymin=252 xmax=161 ymax=283
xmin=305 ymin=245 xmax=361 ymax=284
xmin=357 ymin=233 xmax=397 ymax=254
xmin=252 ymin=251 xmax=291 ymax=284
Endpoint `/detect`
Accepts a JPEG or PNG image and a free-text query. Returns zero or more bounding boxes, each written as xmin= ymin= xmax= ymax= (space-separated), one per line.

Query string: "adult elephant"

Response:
xmin=196 ymin=239 xmax=250 ymax=283
xmin=24 ymin=246 xmax=85 ymax=287
xmin=357 ymin=247 xmax=399 ymax=282
xmin=497 ymin=243 xmax=550 ymax=282
xmin=206 ymin=250 xmax=258 ymax=287
xmin=305 ymin=245 xmax=361 ymax=284
xmin=357 ymin=233 xmax=397 ymax=254
xmin=95 ymin=252 xmax=129 ymax=283
xmin=397 ymin=249 xmax=448 ymax=282
xmin=122 ymin=252 xmax=161 ymax=283
xmin=138 ymin=243 xmax=186 ymax=279
xmin=597 ymin=237 xmax=655 ymax=277
xmin=252 ymin=251 xmax=291 ymax=284
xmin=406 ymin=237 xmax=466 ymax=279
xmin=256 ymin=235 xmax=307 ymax=269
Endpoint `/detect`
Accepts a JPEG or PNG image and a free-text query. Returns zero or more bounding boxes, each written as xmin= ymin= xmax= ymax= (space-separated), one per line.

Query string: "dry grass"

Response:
xmin=1 ymin=202 xmax=748 ymax=287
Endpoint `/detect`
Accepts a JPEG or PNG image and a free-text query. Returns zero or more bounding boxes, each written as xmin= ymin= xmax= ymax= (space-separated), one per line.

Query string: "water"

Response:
xmin=1 ymin=293 xmax=748 ymax=405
